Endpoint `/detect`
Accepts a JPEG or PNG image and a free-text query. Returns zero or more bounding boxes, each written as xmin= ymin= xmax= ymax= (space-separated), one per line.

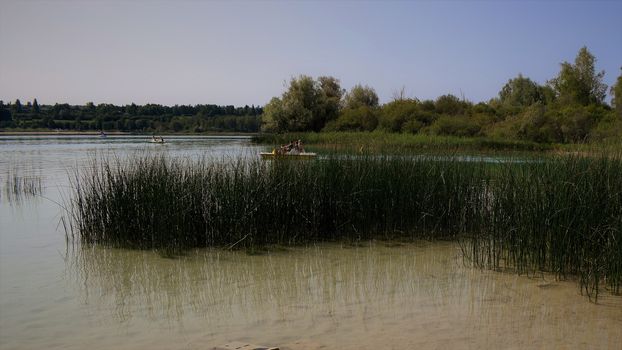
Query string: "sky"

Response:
xmin=1 ymin=0 xmax=621 ymax=107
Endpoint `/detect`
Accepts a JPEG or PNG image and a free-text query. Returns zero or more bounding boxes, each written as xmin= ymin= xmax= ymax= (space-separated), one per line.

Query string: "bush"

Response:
xmin=590 ymin=109 xmax=622 ymax=143
xmin=556 ymin=104 xmax=608 ymax=143
xmin=324 ymin=106 xmax=379 ymax=132
xmin=427 ymin=115 xmax=481 ymax=137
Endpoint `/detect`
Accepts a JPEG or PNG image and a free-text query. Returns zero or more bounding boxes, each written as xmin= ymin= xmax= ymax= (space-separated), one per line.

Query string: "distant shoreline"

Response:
xmin=0 ymin=130 xmax=258 ymax=136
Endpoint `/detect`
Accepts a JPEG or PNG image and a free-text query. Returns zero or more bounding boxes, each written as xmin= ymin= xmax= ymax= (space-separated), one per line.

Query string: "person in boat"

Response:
xmin=151 ymin=135 xmax=164 ymax=143
xmin=278 ymin=143 xmax=288 ymax=154
xmin=289 ymin=140 xmax=301 ymax=155
xmin=297 ymin=139 xmax=305 ymax=153
xmin=271 ymin=140 xmax=305 ymax=155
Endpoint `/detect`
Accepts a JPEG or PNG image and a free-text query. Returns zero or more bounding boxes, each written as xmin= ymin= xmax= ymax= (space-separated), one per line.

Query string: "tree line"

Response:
xmin=0 ymin=101 xmax=262 ymax=133
xmin=262 ymin=47 xmax=622 ymax=143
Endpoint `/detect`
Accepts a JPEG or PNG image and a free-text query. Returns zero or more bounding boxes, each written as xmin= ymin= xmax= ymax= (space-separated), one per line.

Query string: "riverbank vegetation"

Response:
xmin=69 ymin=153 xmax=622 ymax=299
xmin=254 ymin=131 xmax=622 ymax=155
xmin=0 ymin=101 xmax=261 ymax=133
xmin=254 ymin=132 xmax=555 ymax=153
xmin=261 ymin=47 xmax=622 ymax=145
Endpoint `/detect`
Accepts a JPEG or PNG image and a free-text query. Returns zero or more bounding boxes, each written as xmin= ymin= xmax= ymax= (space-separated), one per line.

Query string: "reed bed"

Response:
xmin=69 ymin=152 xmax=622 ymax=298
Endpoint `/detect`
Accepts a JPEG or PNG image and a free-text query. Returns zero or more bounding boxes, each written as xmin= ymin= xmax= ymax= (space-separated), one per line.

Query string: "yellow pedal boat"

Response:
xmin=260 ymin=151 xmax=317 ymax=159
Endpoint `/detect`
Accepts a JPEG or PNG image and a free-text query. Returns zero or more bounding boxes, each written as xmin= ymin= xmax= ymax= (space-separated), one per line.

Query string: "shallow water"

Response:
xmin=1 ymin=135 xmax=620 ymax=349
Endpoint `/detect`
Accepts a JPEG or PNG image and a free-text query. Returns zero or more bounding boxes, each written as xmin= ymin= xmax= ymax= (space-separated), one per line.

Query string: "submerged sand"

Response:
xmin=4 ymin=242 xmax=619 ymax=350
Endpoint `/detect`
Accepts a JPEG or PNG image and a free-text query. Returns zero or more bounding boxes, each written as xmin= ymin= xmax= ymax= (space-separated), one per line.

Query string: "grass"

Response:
xmin=254 ymin=131 xmax=622 ymax=155
xmin=68 ymin=152 xmax=622 ymax=299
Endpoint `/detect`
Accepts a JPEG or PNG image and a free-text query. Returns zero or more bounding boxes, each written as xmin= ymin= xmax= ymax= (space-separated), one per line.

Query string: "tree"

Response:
xmin=548 ymin=46 xmax=607 ymax=106
xmin=261 ymin=75 xmax=343 ymax=132
xmin=324 ymin=106 xmax=378 ymax=132
xmin=0 ymin=101 xmax=12 ymax=122
xmin=434 ymin=94 xmax=469 ymax=115
xmin=379 ymin=99 xmax=420 ymax=132
xmin=126 ymin=103 xmax=138 ymax=116
xmin=13 ymin=99 xmax=22 ymax=114
xmin=32 ymin=98 xmax=40 ymax=114
xmin=499 ymin=74 xmax=547 ymax=107
xmin=261 ymin=97 xmax=285 ymax=132
xmin=343 ymin=84 xmax=379 ymax=109
xmin=85 ymin=102 xmax=96 ymax=113
xmin=316 ymin=76 xmax=344 ymax=130
xmin=611 ymin=68 xmax=622 ymax=118
xmin=280 ymin=75 xmax=320 ymax=131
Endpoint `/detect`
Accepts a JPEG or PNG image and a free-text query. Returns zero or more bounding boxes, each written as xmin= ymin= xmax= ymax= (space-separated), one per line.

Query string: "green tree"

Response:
xmin=280 ymin=75 xmax=319 ymax=131
xmin=85 ymin=102 xmax=96 ymax=113
xmin=32 ymin=98 xmax=40 ymax=114
xmin=324 ymin=106 xmax=379 ymax=132
xmin=557 ymin=104 xmax=608 ymax=142
xmin=261 ymin=75 xmax=343 ymax=132
xmin=379 ymin=99 xmax=421 ymax=132
xmin=13 ymin=99 xmax=22 ymax=114
xmin=0 ymin=101 xmax=12 ymax=122
xmin=434 ymin=94 xmax=469 ymax=115
xmin=127 ymin=103 xmax=138 ymax=116
xmin=548 ymin=46 xmax=607 ymax=106
xmin=611 ymin=68 xmax=622 ymax=118
xmin=499 ymin=74 xmax=547 ymax=107
xmin=515 ymin=103 xmax=561 ymax=143
xmin=343 ymin=84 xmax=379 ymax=109
xmin=261 ymin=97 xmax=285 ymax=132
xmin=315 ymin=76 xmax=344 ymax=130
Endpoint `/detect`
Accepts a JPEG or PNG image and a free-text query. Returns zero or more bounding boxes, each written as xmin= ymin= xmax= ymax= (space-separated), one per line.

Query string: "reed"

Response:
xmin=466 ymin=154 xmax=622 ymax=300
xmin=3 ymin=166 xmax=43 ymax=203
xmin=69 ymin=152 xmax=622 ymax=298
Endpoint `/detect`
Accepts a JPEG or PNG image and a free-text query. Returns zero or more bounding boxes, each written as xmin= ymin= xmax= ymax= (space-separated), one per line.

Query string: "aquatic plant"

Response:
xmin=69 ymin=152 xmax=622 ymax=298
xmin=3 ymin=166 xmax=43 ymax=203
xmin=466 ymin=154 xmax=622 ymax=300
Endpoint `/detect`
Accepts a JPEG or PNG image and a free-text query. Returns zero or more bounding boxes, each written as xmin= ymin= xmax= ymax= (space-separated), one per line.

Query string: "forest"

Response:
xmin=0 ymin=101 xmax=262 ymax=133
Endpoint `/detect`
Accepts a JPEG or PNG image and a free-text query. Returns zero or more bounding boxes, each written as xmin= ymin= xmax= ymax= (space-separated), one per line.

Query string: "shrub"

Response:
xmin=428 ymin=115 xmax=481 ymax=137
xmin=324 ymin=106 xmax=379 ymax=132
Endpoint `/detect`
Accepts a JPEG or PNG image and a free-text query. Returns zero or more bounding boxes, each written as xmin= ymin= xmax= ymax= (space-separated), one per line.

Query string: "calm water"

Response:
xmin=1 ymin=135 xmax=621 ymax=349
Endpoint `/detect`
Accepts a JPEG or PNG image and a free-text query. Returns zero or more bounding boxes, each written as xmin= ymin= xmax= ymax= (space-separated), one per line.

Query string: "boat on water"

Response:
xmin=99 ymin=131 xmax=107 ymax=138
xmin=262 ymin=140 xmax=314 ymax=159
xmin=150 ymin=136 xmax=165 ymax=144
xmin=260 ymin=151 xmax=317 ymax=159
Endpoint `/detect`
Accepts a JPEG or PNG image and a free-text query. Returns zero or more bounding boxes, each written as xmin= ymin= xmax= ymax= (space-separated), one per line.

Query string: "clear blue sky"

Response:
xmin=1 ymin=0 xmax=621 ymax=106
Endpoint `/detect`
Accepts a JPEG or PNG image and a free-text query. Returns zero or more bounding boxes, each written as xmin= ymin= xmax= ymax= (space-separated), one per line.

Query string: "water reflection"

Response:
xmin=70 ymin=243 xmax=473 ymax=320
xmin=66 ymin=241 xmax=622 ymax=349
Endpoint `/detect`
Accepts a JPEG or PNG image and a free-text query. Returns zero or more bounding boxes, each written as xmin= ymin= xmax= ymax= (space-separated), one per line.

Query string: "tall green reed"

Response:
xmin=69 ymin=152 xmax=622 ymax=298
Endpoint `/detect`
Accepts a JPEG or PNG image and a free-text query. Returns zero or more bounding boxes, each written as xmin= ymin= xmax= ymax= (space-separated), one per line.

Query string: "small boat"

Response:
xmin=99 ymin=131 xmax=107 ymax=138
xmin=150 ymin=136 xmax=165 ymax=144
xmin=263 ymin=140 xmax=314 ymax=159
xmin=260 ymin=151 xmax=317 ymax=159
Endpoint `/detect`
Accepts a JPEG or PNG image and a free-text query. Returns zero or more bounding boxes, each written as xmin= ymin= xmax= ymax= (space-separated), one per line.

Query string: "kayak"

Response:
xmin=260 ymin=152 xmax=317 ymax=159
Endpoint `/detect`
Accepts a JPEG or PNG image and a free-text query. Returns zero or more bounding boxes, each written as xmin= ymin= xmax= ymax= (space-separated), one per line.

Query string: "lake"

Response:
xmin=0 ymin=135 xmax=620 ymax=349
